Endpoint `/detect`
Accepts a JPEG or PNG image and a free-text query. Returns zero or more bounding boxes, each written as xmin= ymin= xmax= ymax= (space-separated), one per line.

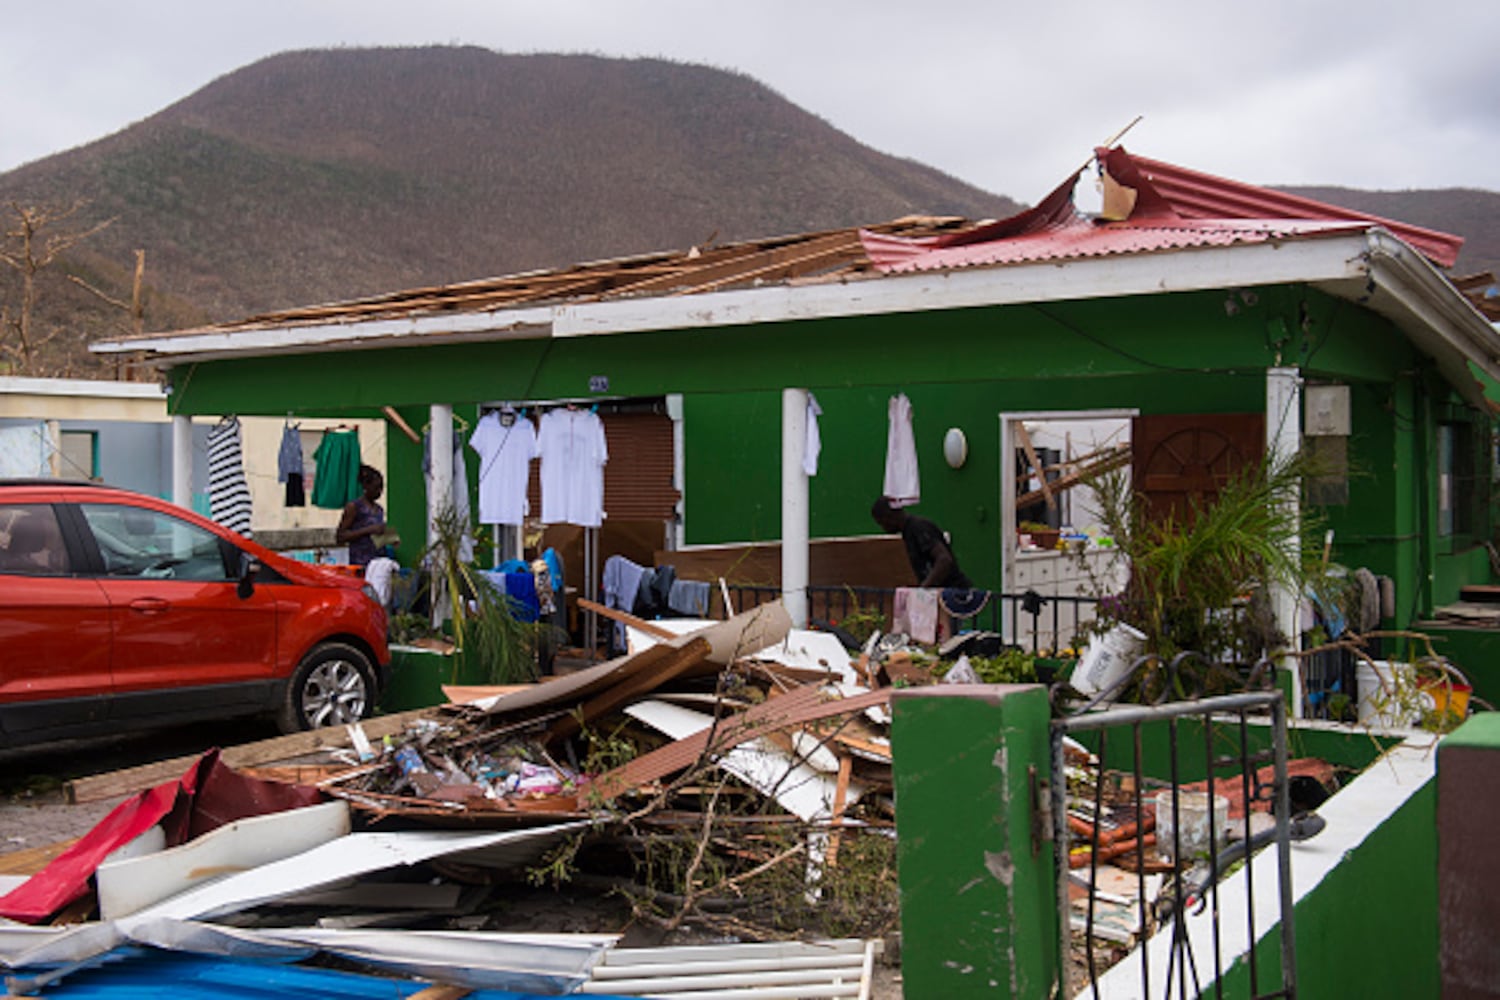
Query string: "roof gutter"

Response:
xmin=1312 ymin=229 xmax=1500 ymax=411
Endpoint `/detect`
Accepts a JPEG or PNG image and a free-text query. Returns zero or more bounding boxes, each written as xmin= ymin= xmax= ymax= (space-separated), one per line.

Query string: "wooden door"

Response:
xmin=1132 ymin=413 xmax=1264 ymax=523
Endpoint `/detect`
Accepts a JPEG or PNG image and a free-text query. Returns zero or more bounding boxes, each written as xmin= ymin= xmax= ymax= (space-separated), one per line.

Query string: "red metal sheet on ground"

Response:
xmin=0 ymin=749 xmax=322 ymax=923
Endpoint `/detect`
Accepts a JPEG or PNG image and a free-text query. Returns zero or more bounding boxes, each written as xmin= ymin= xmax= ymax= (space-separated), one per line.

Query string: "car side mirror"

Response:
xmin=237 ymin=555 xmax=260 ymax=599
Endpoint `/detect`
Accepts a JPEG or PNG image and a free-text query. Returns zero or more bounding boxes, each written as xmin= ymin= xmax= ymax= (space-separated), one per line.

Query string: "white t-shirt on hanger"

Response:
xmin=537 ymin=407 xmax=609 ymax=527
xmin=469 ymin=409 xmax=539 ymax=526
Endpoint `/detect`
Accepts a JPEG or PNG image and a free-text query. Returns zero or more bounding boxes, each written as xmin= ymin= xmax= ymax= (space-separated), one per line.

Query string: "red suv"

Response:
xmin=0 ymin=480 xmax=390 ymax=747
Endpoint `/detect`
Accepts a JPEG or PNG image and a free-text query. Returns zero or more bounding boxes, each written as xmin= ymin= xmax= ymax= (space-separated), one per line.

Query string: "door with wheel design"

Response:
xmin=1132 ymin=413 xmax=1265 ymax=524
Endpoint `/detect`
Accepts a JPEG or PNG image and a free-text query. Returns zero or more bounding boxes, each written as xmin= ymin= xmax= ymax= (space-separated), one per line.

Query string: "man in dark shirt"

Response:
xmin=871 ymin=496 xmax=972 ymax=589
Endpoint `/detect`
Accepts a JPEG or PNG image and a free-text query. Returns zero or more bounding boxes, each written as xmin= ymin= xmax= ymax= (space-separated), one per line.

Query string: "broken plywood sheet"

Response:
xmin=477 ymin=602 xmax=791 ymax=719
xmin=624 ymin=700 xmax=862 ymax=822
xmin=96 ymin=801 xmax=351 ymax=919
xmin=117 ymin=821 xmax=589 ymax=925
xmin=628 ymin=624 xmax=858 ymax=686
xmin=596 ymin=685 xmax=890 ymax=802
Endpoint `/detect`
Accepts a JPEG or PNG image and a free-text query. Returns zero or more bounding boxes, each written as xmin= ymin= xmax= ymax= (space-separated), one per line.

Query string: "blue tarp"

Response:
xmin=16 ymin=947 xmax=629 ymax=999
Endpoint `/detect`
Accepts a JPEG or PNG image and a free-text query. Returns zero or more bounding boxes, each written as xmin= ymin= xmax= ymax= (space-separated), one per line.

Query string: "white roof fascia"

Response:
xmin=89 ymin=229 xmax=1488 ymax=400
xmin=90 ymin=237 xmax=1373 ymax=364
xmin=1313 ymin=229 xmax=1500 ymax=410
xmin=0 ymin=375 xmax=164 ymax=399
xmin=90 ymin=306 xmax=554 ymax=357
xmin=552 ymin=234 xmax=1375 ymax=338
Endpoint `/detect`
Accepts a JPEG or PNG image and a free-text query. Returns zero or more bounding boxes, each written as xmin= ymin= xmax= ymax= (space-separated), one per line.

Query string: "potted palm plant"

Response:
xmin=1076 ymin=451 xmax=1313 ymax=693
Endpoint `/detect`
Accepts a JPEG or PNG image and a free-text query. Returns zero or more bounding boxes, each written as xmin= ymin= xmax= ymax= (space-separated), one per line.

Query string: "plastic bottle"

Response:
xmin=394 ymin=745 xmax=428 ymax=777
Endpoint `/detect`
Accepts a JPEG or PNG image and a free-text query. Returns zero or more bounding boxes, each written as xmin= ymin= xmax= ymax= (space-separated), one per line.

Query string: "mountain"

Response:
xmin=0 ymin=46 xmax=1020 ymax=373
xmin=0 ymin=47 xmax=1494 ymax=377
xmin=1276 ymin=185 xmax=1500 ymax=280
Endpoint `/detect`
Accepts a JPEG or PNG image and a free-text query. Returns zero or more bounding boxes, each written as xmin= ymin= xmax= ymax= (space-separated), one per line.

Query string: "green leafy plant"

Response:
xmin=388 ymin=611 xmax=440 ymax=645
xmin=933 ymin=647 xmax=1037 ymax=684
xmin=1084 ymin=451 xmax=1316 ymax=661
xmin=425 ymin=503 xmax=540 ymax=684
xmin=832 ymin=590 xmax=886 ymax=645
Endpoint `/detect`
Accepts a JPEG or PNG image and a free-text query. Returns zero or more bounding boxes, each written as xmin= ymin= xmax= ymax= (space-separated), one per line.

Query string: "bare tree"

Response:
xmin=0 ymin=200 xmax=114 ymax=375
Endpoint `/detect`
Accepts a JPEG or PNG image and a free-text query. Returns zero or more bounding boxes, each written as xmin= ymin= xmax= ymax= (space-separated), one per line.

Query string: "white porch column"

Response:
xmin=44 ymin=420 xmax=61 ymax=477
xmin=782 ymin=387 xmax=810 ymax=627
xmin=427 ymin=403 xmax=454 ymax=551
xmin=171 ymin=414 xmax=193 ymax=510
xmin=1267 ymin=367 xmax=1303 ymax=718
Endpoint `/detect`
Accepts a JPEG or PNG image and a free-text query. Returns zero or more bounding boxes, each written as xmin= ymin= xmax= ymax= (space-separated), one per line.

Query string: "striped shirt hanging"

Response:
xmin=206 ymin=415 xmax=253 ymax=537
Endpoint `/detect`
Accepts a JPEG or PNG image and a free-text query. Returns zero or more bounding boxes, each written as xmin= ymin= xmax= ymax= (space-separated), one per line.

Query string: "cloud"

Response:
xmin=1 ymin=1 xmax=1496 ymax=199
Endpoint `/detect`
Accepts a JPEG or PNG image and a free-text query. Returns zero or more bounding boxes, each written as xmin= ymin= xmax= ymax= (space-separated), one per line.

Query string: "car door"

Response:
xmin=0 ymin=501 xmax=113 ymax=739
xmin=75 ymin=501 xmax=280 ymax=720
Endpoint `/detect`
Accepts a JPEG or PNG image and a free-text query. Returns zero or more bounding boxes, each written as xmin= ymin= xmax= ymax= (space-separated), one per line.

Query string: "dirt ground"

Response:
xmin=0 ymin=724 xmax=904 ymax=997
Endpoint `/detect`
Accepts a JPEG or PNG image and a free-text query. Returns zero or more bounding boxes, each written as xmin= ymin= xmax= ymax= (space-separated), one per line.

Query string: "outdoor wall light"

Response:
xmin=943 ymin=427 xmax=968 ymax=468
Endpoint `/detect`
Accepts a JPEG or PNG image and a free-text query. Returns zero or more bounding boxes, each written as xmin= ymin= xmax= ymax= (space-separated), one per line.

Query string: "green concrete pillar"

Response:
xmin=892 ymin=684 xmax=1059 ymax=998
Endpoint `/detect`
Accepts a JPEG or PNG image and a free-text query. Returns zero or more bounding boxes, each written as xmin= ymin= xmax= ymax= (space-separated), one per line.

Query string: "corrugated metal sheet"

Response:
xmin=583 ymin=938 xmax=877 ymax=997
xmin=1110 ymin=148 xmax=1465 ymax=267
xmin=864 ymin=146 xmax=1465 ymax=275
xmin=863 ymin=215 xmax=1369 ymax=273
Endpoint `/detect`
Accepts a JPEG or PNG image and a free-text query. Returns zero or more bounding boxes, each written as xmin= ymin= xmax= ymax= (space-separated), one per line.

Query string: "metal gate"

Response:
xmin=1051 ymin=689 xmax=1298 ymax=999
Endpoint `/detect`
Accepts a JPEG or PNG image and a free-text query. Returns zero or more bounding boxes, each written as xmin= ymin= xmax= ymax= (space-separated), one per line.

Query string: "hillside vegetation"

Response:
xmin=0 ymin=46 xmax=1493 ymax=376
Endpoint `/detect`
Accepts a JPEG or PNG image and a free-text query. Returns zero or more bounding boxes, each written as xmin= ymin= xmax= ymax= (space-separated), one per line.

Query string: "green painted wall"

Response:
xmin=161 ymin=282 xmax=1491 ymax=618
xmin=1074 ymin=718 xmax=1398 ymax=785
xmin=682 ymin=371 xmax=1266 ymax=590
xmin=1411 ymin=625 xmax=1500 ymax=708
xmin=892 ymin=685 xmax=1059 ymax=998
xmin=1211 ymin=779 xmax=1438 ymax=999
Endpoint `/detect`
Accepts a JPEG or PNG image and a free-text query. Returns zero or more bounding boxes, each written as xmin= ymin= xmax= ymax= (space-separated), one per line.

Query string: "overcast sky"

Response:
xmin=5 ymin=2 xmax=1497 ymax=203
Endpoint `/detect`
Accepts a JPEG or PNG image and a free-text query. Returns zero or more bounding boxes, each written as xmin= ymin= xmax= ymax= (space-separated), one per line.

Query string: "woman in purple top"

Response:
xmin=336 ymin=465 xmax=386 ymax=567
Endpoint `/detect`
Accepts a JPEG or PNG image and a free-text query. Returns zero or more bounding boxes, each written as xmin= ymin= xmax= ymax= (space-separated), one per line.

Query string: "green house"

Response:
xmin=94 ymin=146 xmax=1500 ymax=693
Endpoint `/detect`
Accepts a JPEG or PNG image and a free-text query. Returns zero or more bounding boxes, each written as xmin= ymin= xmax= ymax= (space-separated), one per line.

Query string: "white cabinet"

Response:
xmin=1005 ymin=549 xmax=1127 ymax=652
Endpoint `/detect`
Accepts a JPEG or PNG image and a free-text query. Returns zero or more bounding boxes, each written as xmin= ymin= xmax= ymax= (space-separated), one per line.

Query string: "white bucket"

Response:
xmin=1355 ymin=660 xmax=1417 ymax=729
xmin=1071 ymin=623 xmax=1147 ymax=697
xmin=1155 ymin=790 xmax=1230 ymax=863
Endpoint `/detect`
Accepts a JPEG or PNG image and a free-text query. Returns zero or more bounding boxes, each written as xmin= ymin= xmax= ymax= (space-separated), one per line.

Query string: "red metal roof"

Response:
xmin=862 ymin=146 xmax=1464 ymax=274
xmin=861 ymin=214 xmax=1369 ymax=273
xmin=1102 ymin=147 xmax=1464 ymax=267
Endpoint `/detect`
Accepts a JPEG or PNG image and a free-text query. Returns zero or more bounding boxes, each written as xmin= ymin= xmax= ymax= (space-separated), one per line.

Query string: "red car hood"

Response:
xmin=249 ymin=544 xmax=368 ymax=590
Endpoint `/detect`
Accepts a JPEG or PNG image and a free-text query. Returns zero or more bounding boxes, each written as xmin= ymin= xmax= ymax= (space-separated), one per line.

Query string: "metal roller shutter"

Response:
xmin=526 ymin=404 xmax=678 ymax=523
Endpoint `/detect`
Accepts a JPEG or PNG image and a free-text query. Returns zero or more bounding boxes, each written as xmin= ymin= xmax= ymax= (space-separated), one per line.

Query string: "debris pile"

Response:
xmin=3 ymin=599 xmax=943 ymax=997
xmin=1061 ymin=742 xmax=1338 ymax=975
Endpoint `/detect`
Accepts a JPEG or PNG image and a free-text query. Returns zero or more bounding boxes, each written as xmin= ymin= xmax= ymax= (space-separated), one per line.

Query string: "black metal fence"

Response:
xmin=721 ymin=584 xmax=1101 ymax=655
xmin=1051 ymin=688 xmax=1299 ymax=999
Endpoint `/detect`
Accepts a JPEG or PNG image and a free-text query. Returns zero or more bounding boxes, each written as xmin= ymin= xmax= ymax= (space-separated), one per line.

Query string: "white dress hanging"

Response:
xmin=883 ymin=393 xmax=920 ymax=507
xmin=803 ymin=393 xmax=823 ymax=477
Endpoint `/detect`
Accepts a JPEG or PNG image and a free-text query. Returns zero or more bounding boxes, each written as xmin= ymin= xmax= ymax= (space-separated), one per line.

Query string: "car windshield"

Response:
xmin=79 ymin=503 xmax=232 ymax=581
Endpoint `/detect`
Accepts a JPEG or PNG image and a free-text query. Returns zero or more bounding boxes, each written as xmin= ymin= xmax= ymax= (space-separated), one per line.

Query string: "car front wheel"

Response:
xmin=276 ymin=642 xmax=375 ymax=733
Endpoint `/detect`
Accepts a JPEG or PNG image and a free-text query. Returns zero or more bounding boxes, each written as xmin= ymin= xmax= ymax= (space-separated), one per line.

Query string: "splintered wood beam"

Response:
xmin=575 ymin=596 xmax=678 ymax=640
xmin=1015 ymin=422 xmax=1055 ymax=510
xmin=825 ymin=754 xmax=855 ymax=867
xmin=1013 ymin=444 xmax=1132 ymax=511
xmin=545 ymin=636 xmax=714 ymax=744
xmin=381 ymin=405 xmax=421 ymax=443
xmin=65 ymin=707 xmax=444 ymax=804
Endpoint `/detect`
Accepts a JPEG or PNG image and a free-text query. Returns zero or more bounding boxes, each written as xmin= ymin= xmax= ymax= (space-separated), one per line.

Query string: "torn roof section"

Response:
xmin=91 ymin=145 xmax=1488 ymax=381
xmin=861 ymin=145 xmax=1464 ymax=273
